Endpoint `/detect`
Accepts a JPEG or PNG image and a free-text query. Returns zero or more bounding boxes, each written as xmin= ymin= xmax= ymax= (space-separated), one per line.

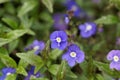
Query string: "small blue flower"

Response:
xmin=79 ymin=22 xmax=97 ymax=38
xmin=50 ymin=31 xmax=68 ymax=50
xmin=0 ymin=67 xmax=16 ymax=80
xmin=53 ymin=13 xmax=68 ymax=30
xmin=64 ymin=0 xmax=87 ymax=18
xmin=107 ymin=50 xmax=120 ymax=70
xmin=64 ymin=15 xmax=70 ymax=24
xmin=25 ymin=40 xmax=45 ymax=55
xmin=24 ymin=66 xmax=41 ymax=80
xmin=62 ymin=44 xmax=85 ymax=67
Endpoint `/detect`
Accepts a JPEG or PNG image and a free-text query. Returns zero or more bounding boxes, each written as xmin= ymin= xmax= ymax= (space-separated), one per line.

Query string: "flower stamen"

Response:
xmin=70 ymin=52 xmax=76 ymax=57
xmin=113 ymin=56 xmax=119 ymax=62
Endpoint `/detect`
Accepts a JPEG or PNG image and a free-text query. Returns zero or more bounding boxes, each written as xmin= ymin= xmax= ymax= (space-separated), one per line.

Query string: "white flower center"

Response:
xmin=113 ymin=56 xmax=119 ymax=62
xmin=85 ymin=25 xmax=92 ymax=32
xmin=33 ymin=46 xmax=39 ymax=50
xmin=71 ymin=5 xmax=77 ymax=11
xmin=56 ymin=37 xmax=61 ymax=43
xmin=70 ymin=52 xmax=76 ymax=57
xmin=7 ymin=72 xmax=11 ymax=76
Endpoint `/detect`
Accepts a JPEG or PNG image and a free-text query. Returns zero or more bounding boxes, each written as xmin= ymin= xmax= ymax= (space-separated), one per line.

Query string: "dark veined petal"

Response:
xmin=59 ymin=41 xmax=68 ymax=50
xmin=51 ymin=41 xmax=59 ymax=49
xmin=107 ymin=50 xmax=118 ymax=61
xmin=68 ymin=59 xmax=76 ymax=67
xmin=110 ymin=61 xmax=120 ymax=70
xmin=76 ymin=50 xmax=85 ymax=63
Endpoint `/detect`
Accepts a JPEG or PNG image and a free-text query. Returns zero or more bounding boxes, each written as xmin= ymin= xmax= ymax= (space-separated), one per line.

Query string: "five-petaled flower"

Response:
xmin=0 ymin=67 xmax=16 ymax=80
xmin=79 ymin=22 xmax=97 ymax=38
xmin=25 ymin=40 xmax=45 ymax=55
xmin=62 ymin=44 xmax=85 ymax=67
xmin=24 ymin=66 xmax=41 ymax=80
xmin=50 ymin=31 xmax=68 ymax=50
xmin=107 ymin=50 xmax=120 ymax=70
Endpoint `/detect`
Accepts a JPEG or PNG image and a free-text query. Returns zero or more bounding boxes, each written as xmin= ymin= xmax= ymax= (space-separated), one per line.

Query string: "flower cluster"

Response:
xmin=0 ymin=67 xmax=16 ymax=80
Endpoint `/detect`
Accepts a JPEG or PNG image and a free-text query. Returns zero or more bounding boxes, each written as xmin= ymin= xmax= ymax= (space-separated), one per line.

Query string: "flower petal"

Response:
xmin=59 ymin=41 xmax=68 ymax=50
xmin=68 ymin=59 xmax=76 ymax=67
xmin=76 ymin=50 xmax=85 ymax=63
xmin=110 ymin=61 xmax=120 ymax=70
xmin=62 ymin=52 xmax=70 ymax=61
xmin=51 ymin=41 xmax=58 ymax=49
xmin=107 ymin=50 xmax=117 ymax=61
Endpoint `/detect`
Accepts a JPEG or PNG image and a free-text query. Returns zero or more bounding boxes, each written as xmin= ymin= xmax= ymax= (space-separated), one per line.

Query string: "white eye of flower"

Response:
xmin=71 ymin=5 xmax=78 ymax=11
xmin=56 ymin=37 xmax=61 ymax=43
xmin=33 ymin=46 xmax=39 ymax=50
xmin=7 ymin=72 xmax=11 ymax=76
xmin=70 ymin=52 xmax=77 ymax=57
xmin=85 ymin=25 xmax=92 ymax=32
xmin=113 ymin=56 xmax=119 ymax=62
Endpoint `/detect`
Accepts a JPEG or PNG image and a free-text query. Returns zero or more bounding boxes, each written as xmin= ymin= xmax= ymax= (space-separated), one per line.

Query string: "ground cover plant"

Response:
xmin=0 ymin=0 xmax=120 ymax=80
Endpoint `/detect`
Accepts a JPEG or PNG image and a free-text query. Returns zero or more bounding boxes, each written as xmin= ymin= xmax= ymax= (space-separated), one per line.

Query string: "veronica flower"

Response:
xmin=25 ymin=40 xmax=45 ymax=55
xmin=107 ymin=50 xmax=120 ymax=70
xmin=64 ymin=0 xmax=87 ymax=18
xmin=53 ymin=13 xmax=68 ymax=30
xmin=0 ymin=67 xmax=16 ymax=80
xmin=24 ymin=66 xmax=41 ymax=80
xmin=62 ymin=44 xmax=85 ymax=67
xmin=79 ymin=22 xmax=97 ymax=38
xmin=50 ymin=31 xmax=68 ymax=50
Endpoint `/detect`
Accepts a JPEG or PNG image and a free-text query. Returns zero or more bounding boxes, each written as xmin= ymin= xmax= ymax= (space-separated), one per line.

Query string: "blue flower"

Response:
xmin=50 ymin=31 xmax=68 ymax=50
xmin=0 ymin=67 xmax=16 ymax=80
xmin=53 ymin=13 xmax=68 ymax=30
xmin=79 ymin=22 xmax=97 ymax=38
xmin=107 ymin=50 xmax=120 ymax=70
xmin=62 ymin=44 xmax=85 ymax=67
xmin=25 ymin=40 xmax=45 ymax=55
xmin=24 ymin=66 xmax=41 ymax=80
xmin=64 ymin=0 xmax=87 ymax=18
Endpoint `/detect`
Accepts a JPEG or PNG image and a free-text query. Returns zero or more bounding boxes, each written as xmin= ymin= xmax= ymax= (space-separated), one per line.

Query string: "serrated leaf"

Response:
xmin=95 ymin=15 xmax=119 ymax=24
xmin=2 ymin=17 xmax=18 ymax=29
xmin=49 ymin=49 xmax=63 ymax=60
xmin=18 ymin=0 xmax=38 ymax=17
xmin=41 ymin=0 xmax=53 ymax=13
xmin=16 ymin=66 xmax=27 ymax=76
xmin=48 ymin=64 xmax=60 ymax=75
xmin=0 ymin=54 xmax=17 ymax=68
xmin=16 ymin=51 xmax=44 ymax=73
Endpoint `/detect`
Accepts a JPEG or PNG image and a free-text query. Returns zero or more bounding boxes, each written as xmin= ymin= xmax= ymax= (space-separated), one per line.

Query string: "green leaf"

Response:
xmin=0 ymin=29 xmax=27 ymax=47
xmin=0 ymin=0 xmax=10 ymax=4
xmin=18 ymin=0 xmax=38 ymax=17
xmin=48 ymin=64 xmax=60 ymax=75
xmin=57 ymin=61 xmax=66 ymax=80
xmin=5 ymin=74 xmax=16 ymax=80
xmin=41 ymin=0 xmax=53 ymax=13
xmin=8 ymin=39 xmax=19 ymax=53
xmin=2 ymin=17 xmax=18 ymax=29
xmin=30 ymin=77 xmax=49 ymax=80
xmin=66 ymin=69 xmax=77 ymax=78
xmin=16 ymin=66 xmax=27 ymax=76
xmin=94 ymin=61 xmax=120 ymax=78
xmin=0 ymin=54 xmax=17 ymax=68
xmin=16 ymin=51 xmax=44 ymax=73
xmin=49 ymin=49 xmax=63 ymax=60
xmin=95 ymin=15 xmax=119 ymax=24
xmin=110 ymin=0 xmax=120 ymax=10
xmin=0 ymin=47 xmax=8 ymax=55
xmin=96 ymin=74 xmax=104 ymax=80
xmin=92 ymin=41 xmax=105 ymax=52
